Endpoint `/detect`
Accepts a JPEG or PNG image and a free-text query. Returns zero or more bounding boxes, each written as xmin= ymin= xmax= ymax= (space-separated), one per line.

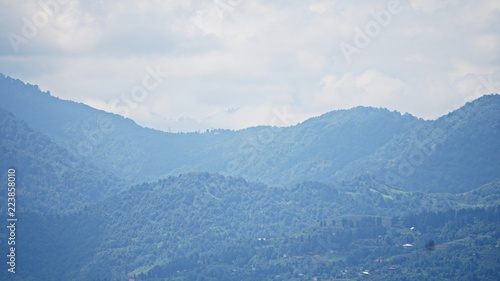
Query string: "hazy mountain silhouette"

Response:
xmin=1 ymin=73 xmax=498 ymax=192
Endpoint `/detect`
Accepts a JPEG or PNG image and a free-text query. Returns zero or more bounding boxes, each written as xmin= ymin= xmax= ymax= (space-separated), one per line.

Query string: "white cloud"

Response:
xmin=0 ymin=0 xmax=499 ymax=131
xmin=309 ymin=0 xmax=332 ymax=14
xmin=409 ymin=0 xmax=457 ymax=13
xmin=315 ymin=70 xmax=409 ymax=112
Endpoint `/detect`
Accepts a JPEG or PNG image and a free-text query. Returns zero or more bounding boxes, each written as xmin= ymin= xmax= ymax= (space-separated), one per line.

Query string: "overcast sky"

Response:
xmin=1 ymin=0 xmax=499 ymax=132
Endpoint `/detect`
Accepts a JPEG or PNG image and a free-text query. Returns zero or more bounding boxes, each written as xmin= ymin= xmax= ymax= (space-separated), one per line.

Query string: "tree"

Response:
xmin=425 ymin=239 xmax=435 ymax=252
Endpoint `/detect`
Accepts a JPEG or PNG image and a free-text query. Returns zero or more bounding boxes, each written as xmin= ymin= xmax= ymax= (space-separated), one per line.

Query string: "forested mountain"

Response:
xmin=1 ymin=74 xmax=498 ymax=193
xmin=0 ymin=74 xmax=421 ymax=187
xmin=0 ymin=107 xmax=123 ymax=214
xmin=0 ymin=74 xmax=499 ymax=280
xmin=337 ymin=95 xmax=500 ymax=193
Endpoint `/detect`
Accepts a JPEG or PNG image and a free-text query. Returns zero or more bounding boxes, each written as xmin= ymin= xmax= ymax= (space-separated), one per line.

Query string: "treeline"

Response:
xmin=398 ymin=205 xmax=500 ymax=230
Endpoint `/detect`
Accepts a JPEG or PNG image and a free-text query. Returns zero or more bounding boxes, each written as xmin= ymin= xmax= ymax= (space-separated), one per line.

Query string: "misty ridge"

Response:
xmin=0 ymin=74 xmax=499 ymax=280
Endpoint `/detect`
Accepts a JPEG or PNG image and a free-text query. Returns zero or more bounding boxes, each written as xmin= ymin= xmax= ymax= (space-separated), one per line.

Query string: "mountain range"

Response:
xmin=1 ymin=74 xmax=498 ymax=193
xmin=0 ymin=73 xmax=499 ymax=280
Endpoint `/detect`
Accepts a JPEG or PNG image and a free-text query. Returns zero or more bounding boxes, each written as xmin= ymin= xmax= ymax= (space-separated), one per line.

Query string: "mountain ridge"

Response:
xmin=334 ymin=94 xmax=500 ymax=192
xmin=1 ymin=73 xmax=498 ymax=192
xmin=1 ymin=74 xmax=499 ymax=281
xmin=0 ymin=74 xmax=420 ymax=184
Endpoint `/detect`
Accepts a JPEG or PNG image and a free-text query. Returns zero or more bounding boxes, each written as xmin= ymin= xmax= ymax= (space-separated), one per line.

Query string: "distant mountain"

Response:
xmin=0 ymin=74 xmax=420 ymax=185
xmin=213 ymin=106 xmax=422 ymax=186
xmin=0 ymin=73 xmax=498 ymax=194
xmin=0 ymin=73 xmax=208 ymax=184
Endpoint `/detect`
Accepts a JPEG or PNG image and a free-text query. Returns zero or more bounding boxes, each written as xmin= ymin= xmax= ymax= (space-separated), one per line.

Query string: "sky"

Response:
xmin=0 ymin=0 xmax=499 ymax=132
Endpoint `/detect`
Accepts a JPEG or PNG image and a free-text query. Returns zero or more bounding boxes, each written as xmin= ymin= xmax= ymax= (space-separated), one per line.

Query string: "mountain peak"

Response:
xmin=439 ymin=93 xmax=499 ymax=126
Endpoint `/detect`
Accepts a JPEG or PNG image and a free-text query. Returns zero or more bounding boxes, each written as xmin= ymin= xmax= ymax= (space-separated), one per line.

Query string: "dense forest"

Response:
xmin=0 ymin=74 xmax=499 ymax=280
xmin=11 ymin=174 xmax=500 ymax=280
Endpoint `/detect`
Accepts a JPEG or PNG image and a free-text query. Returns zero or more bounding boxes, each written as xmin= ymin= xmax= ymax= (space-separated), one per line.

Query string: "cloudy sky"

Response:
xmin=1 ymin=0 xmax=499 ymax=132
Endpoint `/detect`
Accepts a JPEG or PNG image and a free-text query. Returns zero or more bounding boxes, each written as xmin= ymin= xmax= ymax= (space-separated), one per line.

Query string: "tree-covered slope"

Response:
xmin=11 ymin=173 xmax=500 ymax=280
xmin=224 ymin=106 xmax=421 ymax=185
xmin=0 ymin=107 xmax=123 ymax=214
xmin=0 ymin=74 xmax=213 ymax=184
xmin=336 ymin=94 xmax=500 ymax=193
xmin=1 ymin=74 xmax=499 ymax=281
xmin=405 ymin=95 xmax=500 ymax=192
xmin=0 ymin=74 xmax=421 ymax=186
xmin=3 ymin=74 xmax=498 ymax=193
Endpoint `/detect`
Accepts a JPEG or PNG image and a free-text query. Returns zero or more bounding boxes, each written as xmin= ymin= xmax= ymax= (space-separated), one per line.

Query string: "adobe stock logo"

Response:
xmin=340 ymin=0 xmax=402 ymax=64
xmin=7 ymin=0 xmax=70 ymax=53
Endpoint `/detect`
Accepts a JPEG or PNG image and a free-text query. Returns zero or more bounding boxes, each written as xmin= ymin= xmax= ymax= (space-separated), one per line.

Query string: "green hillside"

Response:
xmin=0 ymin=74 xmax=498 ymax=280
xmin=12 ymin=174 xmax=500 ymax=280
xmin=335 ymin=95 xmax=500 ymax=193
xmin=0 ymin=107 xmax=123 ymax=214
